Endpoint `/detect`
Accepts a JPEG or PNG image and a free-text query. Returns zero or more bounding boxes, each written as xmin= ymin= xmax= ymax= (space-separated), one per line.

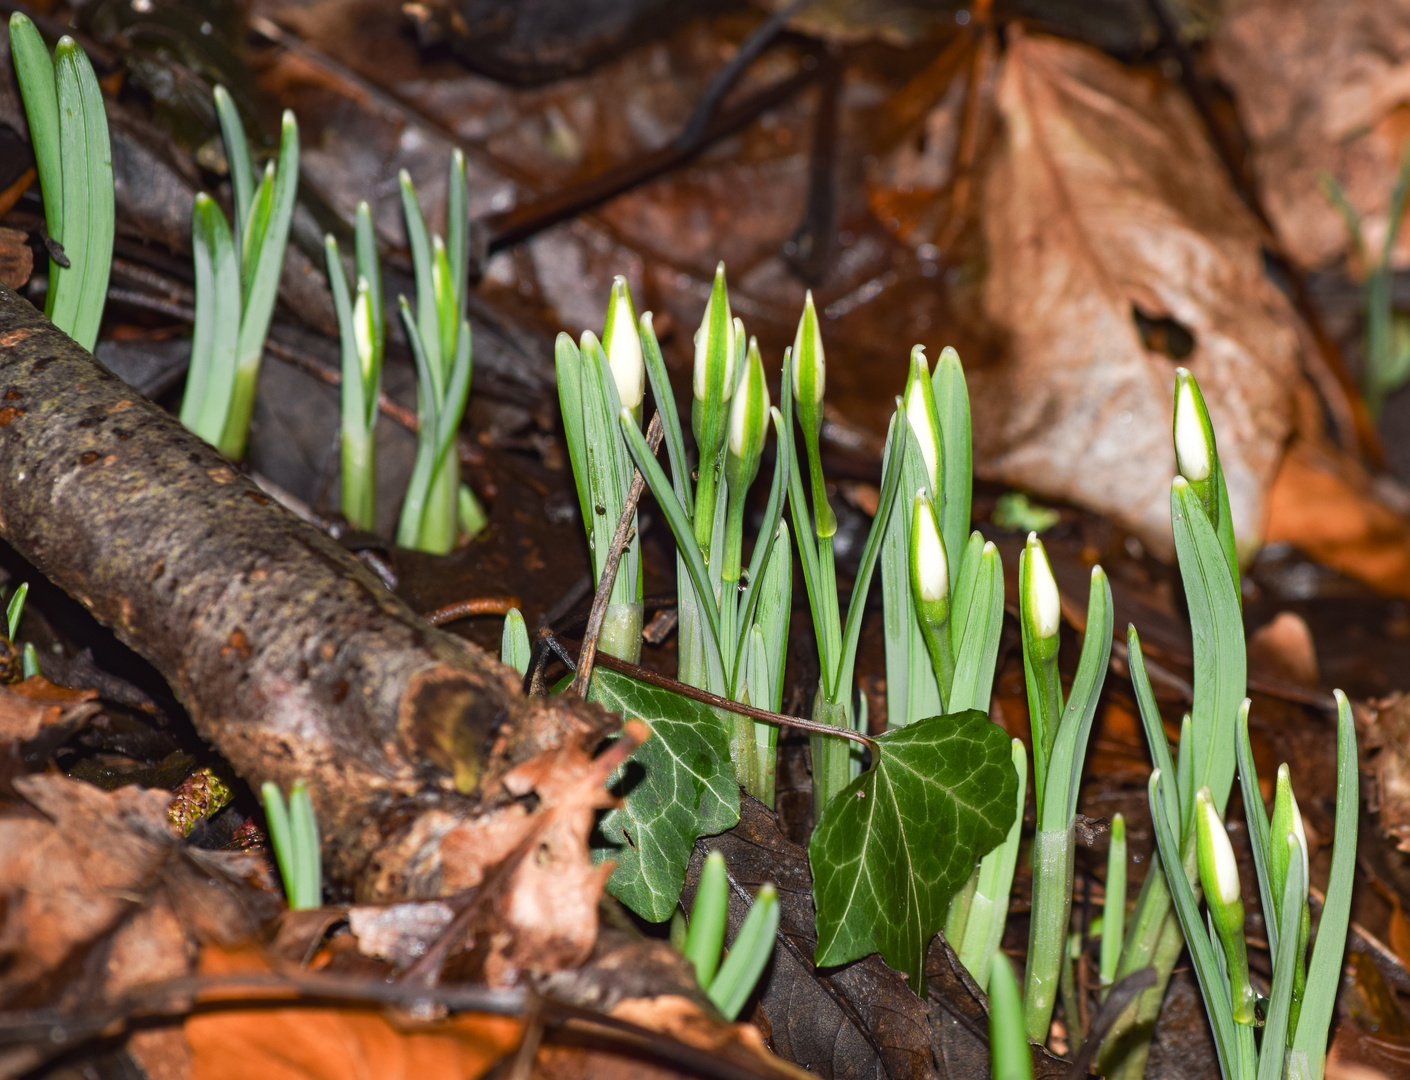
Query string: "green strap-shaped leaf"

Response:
xmin=734 ymin=409 xmax=790 ymax=650
xmin=1128 ymin=625 xmax=1181 ymax=838
xmin=708 ymin=884 xmax=780 ymax=1020
xmin=931 ymin=346 xmax=972 ymax=597
xmin=954 ymin=737 xmax=1027 ymax=987
xmin=395 ymin=302 xmax=441 ymax=548
xmin=1041 ymin=568 xmax=1113 ymax=828
xmin=949 ymin=542 xmax=1004 ymax=715
xmin=1257 ymin=839 xmax=1305 ymax=1080
xmin=640 ymin=313 xmax=693 ymax=515
xmin=1148 ymin=769 xmax=1242 ymax=1080
xmin=590 ymin=668 xmax=739 ymax=921
xmin=10 ymin=15 xmax=61 ymax=275
xmin=324 ymin=235 xmax=364 ymax=439
xmin=398 ymin=170 xmax=442 ymax=380
xmin=500 ymin=608 xmax=530 ymax=677
xmin=186 ymin=195 xmax=240 ymax=442
xmin=881 ymin=424 xmax=941 ymax=728
xmin=810 ymin=709 xmax=1017 ymax=991
xmin=354 ymin=202 xmax=383 ymax=371
xmin=1172 ymin=478 xmax=1246 ymax=816
xmin=5 ymin=583 xmax=28 ymax=642
xmin=51 ymin=37 xmax=112 ymax=351
xmin=837 ymin=411 xmax=910 ymax=696
xmin=1234 ymin=702 xmax=1275 ymax=955
xmin=446 ymin=149 xmax=469 ymax=327
xmin=1291 ymin=692 xmax=1358 ymax=1074
xmin=213 ymin=85 xmax=254 ymax=247
xmin=949 ymin=531 xmax=985 ymax=662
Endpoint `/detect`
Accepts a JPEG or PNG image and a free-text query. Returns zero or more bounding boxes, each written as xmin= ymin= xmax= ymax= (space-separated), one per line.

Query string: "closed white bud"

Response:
xmin=693 ymin=263 xmax=735 ymax=401
xmin=1025 ymin=533 xmax=1061 ymax=640
xmin=728 ymin=345 xmax=770 ymax=459
xmin=1174 ymin=373 xmax=1211 ymax=482
xmin=913 ymin=490 xmax=948 ymax=602
xmin=792 ymin=291 xmax=825 ymax=406
xmin=1196 ymin=788 xmax=1241 ymax=908
xmin=904 ymin=347 xmax=940 ymax=489
xmin=604 ymin=277 xmax=644 ymax=410
xmin=353 ymin=277 xmax=377 ymax=383
xmin=1271 ymin=763 xmax=1310 ymax=901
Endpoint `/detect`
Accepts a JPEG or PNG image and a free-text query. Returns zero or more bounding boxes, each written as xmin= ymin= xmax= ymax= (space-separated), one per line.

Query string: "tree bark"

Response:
xmin=0 ymin=284 xmax=609 ymax=899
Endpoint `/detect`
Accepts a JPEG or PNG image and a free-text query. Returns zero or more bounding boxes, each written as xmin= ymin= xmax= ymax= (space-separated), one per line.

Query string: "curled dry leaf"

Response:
xmin=1213 ymin=0 xmax=1410 ymax=270
xmin=972 ymin=29 xmax=1301 ymax=560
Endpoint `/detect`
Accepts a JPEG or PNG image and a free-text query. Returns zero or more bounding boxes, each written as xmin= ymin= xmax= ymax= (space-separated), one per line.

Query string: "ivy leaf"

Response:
xmin=809 ymin=710 xmax=1017 ymax=992
xmin=590 ymin=667 xmax=739 ymax=921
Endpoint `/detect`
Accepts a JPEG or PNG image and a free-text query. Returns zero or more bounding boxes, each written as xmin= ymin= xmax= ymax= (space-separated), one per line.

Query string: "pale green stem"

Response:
xmin=1024 ymin=827 xmax=1076 ymax=1043
xmin=810 ymin=688 xmax=854 ymax=821
xmin=945 ymin=868 xmax=980 ymax=953
xmin=217 ymin=363 xmax=261 ymax=461
xmin=341 ymin=424 xmax=376 ymax=531
xmin=598 ymin=603 xmax=643 ymax=665
xmin=416 ymin=449 xmax=460 ymax=555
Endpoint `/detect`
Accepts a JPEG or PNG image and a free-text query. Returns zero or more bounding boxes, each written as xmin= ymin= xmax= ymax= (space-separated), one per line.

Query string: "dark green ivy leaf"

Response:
xmin=809 ymin=710 xmax=1017 ymax=992
xmin=590 ymin=667 xmax=739 ymax=921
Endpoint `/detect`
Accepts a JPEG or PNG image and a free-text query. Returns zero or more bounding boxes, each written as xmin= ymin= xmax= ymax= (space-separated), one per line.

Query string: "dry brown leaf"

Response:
xmin=972 ymin=29 xmax=1301 ymax=560
xmin=1213 ymin=0 xmax=1410 ymax=271
xmin=186 ymin=944 xmax=524 ymax=1080
xmin=0 ymin=773 xmax=174 ymax=1000
xmin=1264 ymin=436 xmax=1410 ymax=598
xmin=1359 ymin=693 xmax=1410 ymax=853
xmin=0 ymin=675 xmax=99 ymax=743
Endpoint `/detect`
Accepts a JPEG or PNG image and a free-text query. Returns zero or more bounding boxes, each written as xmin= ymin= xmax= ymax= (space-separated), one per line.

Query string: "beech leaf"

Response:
xmin=809 ymin=710 xmax=1017 ymax=991
xmin=590 ymin=668 xmax=739 ymax=921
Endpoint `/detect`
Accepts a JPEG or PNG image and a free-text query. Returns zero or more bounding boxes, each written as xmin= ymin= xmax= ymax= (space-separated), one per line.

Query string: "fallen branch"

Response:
xmin=0 ymin=284 xmax=613 ymax=899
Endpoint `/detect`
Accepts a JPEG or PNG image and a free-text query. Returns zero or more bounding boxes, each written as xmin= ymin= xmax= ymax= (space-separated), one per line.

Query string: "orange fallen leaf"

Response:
xmin=186 ymin=944 xmax=524 ymax=1080
xmin=1264 ymin=436 xmax=1410 ymax=598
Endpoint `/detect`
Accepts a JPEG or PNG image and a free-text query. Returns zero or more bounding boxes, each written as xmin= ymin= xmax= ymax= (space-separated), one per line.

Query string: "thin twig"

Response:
xmin=569 ymin=413 xmax=663 ymax=698
xmin=426 ymin=596 xmax=523 ymax=624
xmin=561 ymin=634 xmax=876 ymax=750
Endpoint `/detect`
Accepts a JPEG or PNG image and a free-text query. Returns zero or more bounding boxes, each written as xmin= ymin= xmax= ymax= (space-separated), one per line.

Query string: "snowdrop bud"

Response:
xmin=1196 ymin=788 xmax=1241 ymax=908
xmin=727 ymin=340 xmax=770 ymax=464
xmin=904 ymin=346 xmax=942 ymax=490
xmin=693 ymin=262 xmax=735 ymax=402
xmin=1270 ymin=763 xmax=1310 ymax=906
xmin=602 ymin=276 xmax=644 ymax=411
xmin=912 ymin=489 xmax=949 ymax=603
xmin=1174 ymin=369 xmax=1212 ymax=483
xmin=1195 ymin=785 xmax=1256 ymax=1024
xmin=353 ymin=277 xmax=377 ymax=383
xmin=1024 ymin=533 xmax=1062 ymax=642
xmin=792 ymin=291 xmax=825 ymax=408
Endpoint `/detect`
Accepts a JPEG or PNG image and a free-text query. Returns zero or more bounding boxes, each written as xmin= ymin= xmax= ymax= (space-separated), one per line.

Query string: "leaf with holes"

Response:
xmin=590 ymin=668 xmax=739 ymax=921
xmin=810 ymin=710 xmax=1017 ymax=992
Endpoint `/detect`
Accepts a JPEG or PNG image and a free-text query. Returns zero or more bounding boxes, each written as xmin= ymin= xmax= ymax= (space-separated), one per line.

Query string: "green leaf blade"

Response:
xmin=809 ymin=709 xmax=1017 ymax=991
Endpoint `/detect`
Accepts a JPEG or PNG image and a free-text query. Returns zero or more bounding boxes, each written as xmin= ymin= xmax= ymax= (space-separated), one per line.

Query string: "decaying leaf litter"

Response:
xmin=1 ymin=1 xmax=1410 ymax=1078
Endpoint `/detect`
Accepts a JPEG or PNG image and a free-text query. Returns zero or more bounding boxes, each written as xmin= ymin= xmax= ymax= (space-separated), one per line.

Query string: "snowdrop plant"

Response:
xmin=1146 ymin=691 xmax=1356 ymax=1080
xmin=785 ymin=294 xmax=913 ymax=815
xmin=9 ymin=14 xmax=113 ymax=353
xmin=395 ymin=156 xmax=487 ymax=553
xmin=4 ymin=583 xmax=39 ymax=680
xmin=618 ymin=265 xmax=792 ymax=802
xmin=1103 ymin=368 xmax=1249 ymax=1079
xmin=324 ymin=203 xmax=383 ymax=531
xmin=557 ymin=277 xmax=646 ymax=664
xmin=180 ymin=87 xmax=298 ymax=461
xmin=262 ymin=779 xmax=322 ymax=910
xmin=678 ymin=851 xmax=780 ymax=1020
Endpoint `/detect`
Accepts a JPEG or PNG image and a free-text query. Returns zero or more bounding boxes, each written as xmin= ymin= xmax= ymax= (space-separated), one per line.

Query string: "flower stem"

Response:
xmin=1024 ymin=827 xmax=1076 ymax=1043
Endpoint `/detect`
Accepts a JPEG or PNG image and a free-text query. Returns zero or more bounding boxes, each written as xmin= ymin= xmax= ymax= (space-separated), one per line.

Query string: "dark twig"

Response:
xmin=570 ymin=413 xmax=663 ymax=698
xmin=674 ymin=0 xmax=814 ymax=151
xmin=560 ymin=634 xmax=876 ymax=750
xmin=425 ymin=596 xmax=523 ymax=624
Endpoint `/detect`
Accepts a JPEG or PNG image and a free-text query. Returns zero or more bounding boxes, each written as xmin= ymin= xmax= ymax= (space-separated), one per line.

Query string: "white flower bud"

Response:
xmin=728 ymin=346 xmax=769 ymax=460
xmin=1174 ymin=372 xmax=1211 ymax=482
xmin=904 ymin=347 xmax=940 ymax=489
xmin=353 ymin=277 xmax=377 ymax=384
xmin=603 ymin=277 xmax=644 ymax=410
xmin=913 ymin=490 xmax=948 ymax=602
xmin=792 ymin=290 xmax=825 ymax=406
xmin=693 ymin=263 xmax=735 ymax=401
xmin=1025 ymin=533 xmax=1061 ymax=640
xmin=1197 ymin=788 xmax=1241 ymax=907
